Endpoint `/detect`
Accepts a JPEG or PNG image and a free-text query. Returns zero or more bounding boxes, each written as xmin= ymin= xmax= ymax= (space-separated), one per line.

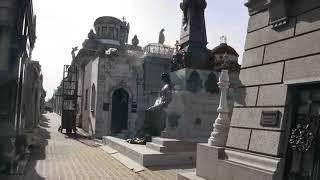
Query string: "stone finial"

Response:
xmin=158 ymin=29 xmax=165 ymax=44
xmin=220 ymin=35 xmax=227 ymax=44
xmin=208 ymin=69 xmax=231 ymax=147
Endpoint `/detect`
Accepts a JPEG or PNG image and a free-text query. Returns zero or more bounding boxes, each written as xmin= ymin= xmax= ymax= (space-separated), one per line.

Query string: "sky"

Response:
xmin=32 ymin=0 xmax=249 ymax=100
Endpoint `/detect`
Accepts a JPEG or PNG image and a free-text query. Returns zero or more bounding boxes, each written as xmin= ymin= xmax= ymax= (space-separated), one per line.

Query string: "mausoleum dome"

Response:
xmin=143 ymin=43 xmax=174 ymax=59
xmin=92 ymin=16 xmax=130 ymax=46
xmin=94 ymin=16 xmax=122 ymax=26
xmin=211 ymin=43 xmax=239 ymax=57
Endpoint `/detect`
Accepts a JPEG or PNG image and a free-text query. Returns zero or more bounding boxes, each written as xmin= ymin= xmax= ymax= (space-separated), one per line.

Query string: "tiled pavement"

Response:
xmin=2 ymin=113 xmax=194 ymax=180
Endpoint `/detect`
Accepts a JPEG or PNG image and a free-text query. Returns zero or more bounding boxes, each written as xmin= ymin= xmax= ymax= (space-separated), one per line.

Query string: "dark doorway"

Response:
xmin=111 ymin=89 xmax=129 ymax=134
xmin=285 ymin=84 xmax=320 ymax=180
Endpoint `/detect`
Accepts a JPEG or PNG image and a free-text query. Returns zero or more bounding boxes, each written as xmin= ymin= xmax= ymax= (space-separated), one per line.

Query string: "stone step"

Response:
xmin=146 ymin=142 xmax=196 ymax=153
xmin=146 ymin=142 xmax=166 ymax=152
xmin=152 ymin=137 xmax=191 ymax=146
xmin=103 ymin=136 xmax=196 ymax=166
xmin=177 ymin=172 xmax=206 ymax=180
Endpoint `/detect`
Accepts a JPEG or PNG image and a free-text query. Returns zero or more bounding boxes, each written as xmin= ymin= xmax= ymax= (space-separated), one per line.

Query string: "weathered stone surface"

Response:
xmin=226 ymin=128 xmax=251 ymax=150
xmin=239 ymin=62 xmax=284 ymax=86
xmin=249 ymin=130 xmax=281 ymax=156
xmin=231 ymin=108 xmax=285 ymax=130
xmin=241 ymin=46 xmax=265 ymax=68
xmin=264 ymin=30 xmax=320 ymax=63
xmin=296 ymin=8 xmax=320 ymax=35
xmin=234 ymin=87 xmax=258 ymax=107
xmin=245 ymin=21 xmax=295 ymax=50
xmin=257 ymin=84 xmax=288 ymax=106
xmin=193 ymin=144 xmax=284 ymax=180
xmin=290 ymin=0 xmax=320 ymax=16
xmin=247 ymin=10 xmax=270 ymax=32
xmin=284 ymin=54 xmax=320 ymax=83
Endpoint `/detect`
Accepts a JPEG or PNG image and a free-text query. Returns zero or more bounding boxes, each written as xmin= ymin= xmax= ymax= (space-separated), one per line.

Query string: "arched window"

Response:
xmin=91 ymin=84 xmax=96 ymax=114
xmin=205 ymin=73 xmax=219 ymax=94
xmin=186 ymin=71 xmax=202 ymax=93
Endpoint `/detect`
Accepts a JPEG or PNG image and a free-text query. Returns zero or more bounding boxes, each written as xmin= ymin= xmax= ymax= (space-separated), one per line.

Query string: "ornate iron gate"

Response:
xmin=286 ymin=85 xmax=320 ymax=180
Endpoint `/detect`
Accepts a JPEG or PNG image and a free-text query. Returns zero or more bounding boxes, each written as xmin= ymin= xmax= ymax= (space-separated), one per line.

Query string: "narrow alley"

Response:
xmin=2 ymin=113 xmax=193 ymax=180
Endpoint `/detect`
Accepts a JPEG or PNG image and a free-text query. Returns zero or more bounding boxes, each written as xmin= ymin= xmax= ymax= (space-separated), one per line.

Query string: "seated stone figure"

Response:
xmin=126 ymin=73 xmax=173 ymax=144
xmin=148 ymin=73 xmax=174 ymax=111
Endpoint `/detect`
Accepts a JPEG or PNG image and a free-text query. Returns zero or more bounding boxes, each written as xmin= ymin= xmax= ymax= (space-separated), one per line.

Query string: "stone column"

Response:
xmin=208 ymin=69 xmax=231 ymax=147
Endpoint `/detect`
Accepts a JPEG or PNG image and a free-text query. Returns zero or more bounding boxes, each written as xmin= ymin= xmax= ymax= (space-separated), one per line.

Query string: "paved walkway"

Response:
xmin=3 ymin=113 xmax=194 ymax=180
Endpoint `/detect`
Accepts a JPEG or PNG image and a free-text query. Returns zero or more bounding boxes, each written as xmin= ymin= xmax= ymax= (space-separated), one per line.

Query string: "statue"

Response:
xmin=131 ymin=35 xmax=139 ymax=46
xmin=88 ymin=29 xmax=97 ymax=39
xmin=175 ymin=40 xmax=180 ymax=53
xmin=158 ymin=29 xmax=165 ymax=44
xmin=180 ymin=0 xmax=189 ymax=28
xmin=71 ymin=46 xmax=78 ymax=60
xmin=148 ymin=73 xmax=173 ymax=111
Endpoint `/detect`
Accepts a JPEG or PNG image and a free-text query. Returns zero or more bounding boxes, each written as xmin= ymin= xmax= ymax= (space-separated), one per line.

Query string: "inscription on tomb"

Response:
xmin=260 ymin=111 xmax=280 ymax=127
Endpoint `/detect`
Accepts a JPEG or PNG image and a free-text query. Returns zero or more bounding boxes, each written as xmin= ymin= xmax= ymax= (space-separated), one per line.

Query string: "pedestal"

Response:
xmin=160 ymin=68 xmax=224 ymax=139
xmin=178 ymin=143 xmax=285 ymax=180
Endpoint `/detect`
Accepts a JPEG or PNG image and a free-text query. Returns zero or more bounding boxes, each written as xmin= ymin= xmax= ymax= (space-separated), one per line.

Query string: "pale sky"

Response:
xmin=32 ymin=0 xmax=249 ymax=100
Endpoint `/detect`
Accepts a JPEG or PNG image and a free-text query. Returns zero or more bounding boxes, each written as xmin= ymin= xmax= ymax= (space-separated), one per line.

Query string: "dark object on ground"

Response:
xmin=126 ymin=135 xmax=152 ymax=145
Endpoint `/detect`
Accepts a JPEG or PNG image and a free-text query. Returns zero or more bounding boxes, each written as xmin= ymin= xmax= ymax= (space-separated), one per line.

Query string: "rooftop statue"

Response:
xmin=71 ymin=46 xmax=78 ymax=60
xmin=180 ymin=0 xmax=189 ymax=29
xmin=158 ymin=29 xmax=165 ymax=44
xmin=132 ymin=35 xmax=139 ymax=46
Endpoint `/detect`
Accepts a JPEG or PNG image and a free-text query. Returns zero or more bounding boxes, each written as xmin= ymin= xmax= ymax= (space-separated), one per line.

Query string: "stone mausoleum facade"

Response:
xmin=72 ymin=16 xmax=175 ymax=137
xmin=179 ymin=0 xmax=320 ymax=180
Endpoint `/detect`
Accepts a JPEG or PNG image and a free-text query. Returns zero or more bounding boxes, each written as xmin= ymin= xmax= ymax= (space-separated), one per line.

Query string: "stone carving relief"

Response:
xmin=171 ymin=50 xmax=190 ymax=71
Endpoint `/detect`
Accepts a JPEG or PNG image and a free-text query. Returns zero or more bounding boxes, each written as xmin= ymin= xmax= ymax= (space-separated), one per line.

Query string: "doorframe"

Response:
xmin=283 ymin=82 xmax=320 ymax=180
xmin=107 ymin=86 xmax=132 ymax=134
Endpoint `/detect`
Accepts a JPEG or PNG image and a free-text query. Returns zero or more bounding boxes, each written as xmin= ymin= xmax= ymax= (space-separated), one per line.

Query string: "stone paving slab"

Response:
xmin=1 ymin=113 xmax=195 ymax=180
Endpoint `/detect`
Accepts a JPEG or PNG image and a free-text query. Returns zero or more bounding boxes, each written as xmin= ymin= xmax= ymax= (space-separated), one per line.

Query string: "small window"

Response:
xmin=85 ymin=89 xmax=89 ymax=110
xmin=205 ymin=73 xmax=219 ymax=94
xmin=91 ymin=84 xmax=96 ymax=113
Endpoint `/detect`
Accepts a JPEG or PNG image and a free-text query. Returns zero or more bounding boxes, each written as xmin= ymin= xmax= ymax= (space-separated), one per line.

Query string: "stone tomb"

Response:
xmin=104 ymin=68 xmax=238 ymax=166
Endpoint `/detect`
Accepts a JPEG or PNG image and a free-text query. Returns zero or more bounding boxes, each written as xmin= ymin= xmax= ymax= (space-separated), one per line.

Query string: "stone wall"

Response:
xmin=94 ymin=54 xmax=143 ymax=137
xmin=227 ymin=0 xmax=320 ymax=159
xmin=81 ymin=57 xmax=99 ymax=135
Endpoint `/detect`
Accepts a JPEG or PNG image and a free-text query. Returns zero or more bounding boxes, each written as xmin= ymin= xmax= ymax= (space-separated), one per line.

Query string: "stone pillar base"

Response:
xmin=178 ymin=143 xmax=285 ymax=180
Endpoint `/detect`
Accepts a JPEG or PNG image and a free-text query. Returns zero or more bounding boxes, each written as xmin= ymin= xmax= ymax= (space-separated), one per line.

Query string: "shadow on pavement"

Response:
xmin=2 ymin=114 xmax=51 ymax=180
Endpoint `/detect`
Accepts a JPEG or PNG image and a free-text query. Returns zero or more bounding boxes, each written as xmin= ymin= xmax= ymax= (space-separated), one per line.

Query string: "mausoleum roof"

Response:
xmin=94 ymin=16 xmax=122 ymax=26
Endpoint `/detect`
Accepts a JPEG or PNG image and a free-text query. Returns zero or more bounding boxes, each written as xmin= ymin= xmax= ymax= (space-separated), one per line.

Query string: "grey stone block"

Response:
xmin=264 ymin=30 xmax=320 ymax=63
xmin=245 ymin=21 xmax=295 ymax=50
xmin=230 ymin=107 xmax=285 ymax=130
xmin=239 ymin=62 xmax=284 ymax=86
xmin=296 ymin=8 xmax=320 ymax=35
xmin=284 ymin=54 xmax=320 ymax=83
xmin=241 ymin=46 xmax=265 ymax=68
xmin=247 ymin=10 xmax=270 ymax=32
xmin=290 ymin=0 xmax=320 ymax=16
xmin=257 ymin=84 xmax=288 ymax=106
xmin=249 ymin=130 xmax=281 ymax=156
xmin=234 ymin=87 xmax=258 ymax=107
xmin=226 ymin=128 xmax=251 ymax=150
